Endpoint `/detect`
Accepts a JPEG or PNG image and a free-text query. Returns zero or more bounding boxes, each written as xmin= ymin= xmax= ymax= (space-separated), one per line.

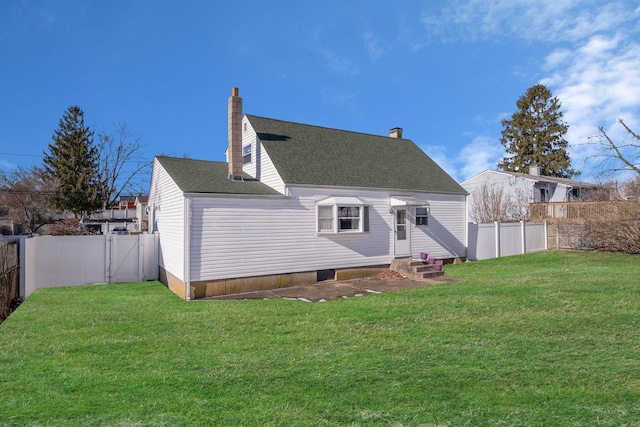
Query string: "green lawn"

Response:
xmin=1 ymin=250 xmax=639 ymax=426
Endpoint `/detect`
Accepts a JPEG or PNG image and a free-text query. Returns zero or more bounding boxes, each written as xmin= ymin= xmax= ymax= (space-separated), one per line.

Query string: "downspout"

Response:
xmin=464 ymin=194 xmax=469 ymax=260
xmin=184 ymin=196 xmax=191 ymax=300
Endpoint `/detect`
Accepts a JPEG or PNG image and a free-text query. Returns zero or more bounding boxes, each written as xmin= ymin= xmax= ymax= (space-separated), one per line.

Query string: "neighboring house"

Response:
xmin=134 ymin=196 xmax=149 ymax=232
xmin=86 ymin=196 xmax=137 ymax=221
xmin=615 ymin=180 xmax=640 ymax=201
xmin=148 ymin=88 xmax=468 ymax=300
xmin=77 ymin=195 xmax=148 ymax=234
xmin=461 ymin=166 xmax=598 ymax=223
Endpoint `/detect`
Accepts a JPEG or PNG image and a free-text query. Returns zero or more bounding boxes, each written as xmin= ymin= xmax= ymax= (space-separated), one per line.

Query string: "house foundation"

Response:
xmin=158 ymin=267 xmax=187 ymax=300
xmin=159 ymin=265 xmax=390 ymax=300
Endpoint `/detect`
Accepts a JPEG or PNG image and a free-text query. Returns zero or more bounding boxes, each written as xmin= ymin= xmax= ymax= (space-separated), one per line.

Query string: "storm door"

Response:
xmin=394 ymin=208 xmax=410 ymax=257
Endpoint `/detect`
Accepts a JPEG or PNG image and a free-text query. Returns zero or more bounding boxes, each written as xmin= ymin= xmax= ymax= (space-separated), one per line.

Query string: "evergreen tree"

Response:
xmin=498 ymin=84 xmax=578 ymax=178
xmin=43 ymin=106 xmax=102 ymax=217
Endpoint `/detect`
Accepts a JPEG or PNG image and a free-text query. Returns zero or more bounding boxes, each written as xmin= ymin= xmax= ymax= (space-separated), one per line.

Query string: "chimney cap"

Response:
xmin=232 ymin=87 xmax=239 ymax=96
xmin=389 ymin=127 xmax=403 ymax=138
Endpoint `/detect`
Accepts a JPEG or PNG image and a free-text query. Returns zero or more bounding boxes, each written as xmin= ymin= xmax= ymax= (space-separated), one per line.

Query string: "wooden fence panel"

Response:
xmin=531 ymin=201 xmax=636 ymax=221
xmin=0 ymin=240 xmax=20 ymax=322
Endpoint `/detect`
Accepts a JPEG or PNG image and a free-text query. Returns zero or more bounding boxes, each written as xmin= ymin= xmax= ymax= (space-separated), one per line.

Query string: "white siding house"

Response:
xmin=149 ymin=88 xmax=468 ymax=300
xmin=462 ymin=167 xmax=598 ymax=223
xmin=148 ymin=160 xmax=186 ymax=297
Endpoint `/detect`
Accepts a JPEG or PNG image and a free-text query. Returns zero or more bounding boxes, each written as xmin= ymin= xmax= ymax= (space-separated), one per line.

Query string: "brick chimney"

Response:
xmin=389 ymin=127 xmax=403 ymax=138
xmin=228 ymin=87 xmax=243 ymax=181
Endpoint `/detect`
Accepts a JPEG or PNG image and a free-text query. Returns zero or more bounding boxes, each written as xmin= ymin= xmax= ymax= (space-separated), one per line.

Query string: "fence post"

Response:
xmin=19 ymin=238 xmax=26 ymax=297
xmin=104 ymin=234 xmax=111 ymax=283
xmin=494 ymin=221 xmax=500 ymax=258
xmin=521 ymin=220 xmax=526 ymax=254
xmin=138 ymin=234 xmax=144 ymax=282
xmin=544 ymin=220 xmax=548 ymax=250
xmin=24 ymin=237 xmax=36 ymax=297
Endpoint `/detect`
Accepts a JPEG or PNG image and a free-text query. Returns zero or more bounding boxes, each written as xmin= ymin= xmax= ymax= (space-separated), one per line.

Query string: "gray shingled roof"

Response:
xmin=501 ymin=170 xmax=597 ymax=188
xmin=247 ymin=115 xmax=466 ymax=194
xmin=156 ymin=156 xmax=282 ymax=195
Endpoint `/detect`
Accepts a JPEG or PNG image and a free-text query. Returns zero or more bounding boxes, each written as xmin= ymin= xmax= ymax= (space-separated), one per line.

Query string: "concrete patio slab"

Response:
xmin=201 ymin=275 xmax=461 ymax=302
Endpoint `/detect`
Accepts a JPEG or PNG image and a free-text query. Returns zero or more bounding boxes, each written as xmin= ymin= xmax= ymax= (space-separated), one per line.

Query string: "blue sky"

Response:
xmin=1 ymin=1 xmax=639 ymax=187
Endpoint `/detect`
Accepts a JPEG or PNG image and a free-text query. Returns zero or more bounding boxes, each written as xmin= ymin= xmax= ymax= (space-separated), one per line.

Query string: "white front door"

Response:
xmin=394 ymin=208 xmax=410 ymax=257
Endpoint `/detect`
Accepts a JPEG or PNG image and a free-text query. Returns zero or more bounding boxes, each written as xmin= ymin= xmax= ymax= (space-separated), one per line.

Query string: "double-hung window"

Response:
xmin=338 ymin=206 xmax=360 ymax=231
xmin=317 ymin=206 xmax=334 ymax=232
xmin=415 ymin=207 xmax=429 ymax=226
xmin=242 ymin=144 xmax=252 ymax=164
xmin=316 ymin=197 xmax=369 ymax=233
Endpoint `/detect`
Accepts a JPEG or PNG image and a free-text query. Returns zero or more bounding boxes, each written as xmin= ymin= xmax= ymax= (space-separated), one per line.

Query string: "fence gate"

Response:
xmin=109 ymin=235 xmax=143 ymax=283
xmin=0 ymin=240 xmax=20 ymax=322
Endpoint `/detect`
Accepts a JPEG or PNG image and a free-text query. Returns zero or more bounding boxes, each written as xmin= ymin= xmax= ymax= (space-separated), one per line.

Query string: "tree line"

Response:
xmin=0 ymin=106 xmax=151 ymax=234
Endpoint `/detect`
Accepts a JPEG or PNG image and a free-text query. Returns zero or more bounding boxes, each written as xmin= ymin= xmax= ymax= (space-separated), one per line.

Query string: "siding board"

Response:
xmin=148 ymin=158 xmax=185 ymax=281
xmin=188 ymin=187 xmax=466 ymax=282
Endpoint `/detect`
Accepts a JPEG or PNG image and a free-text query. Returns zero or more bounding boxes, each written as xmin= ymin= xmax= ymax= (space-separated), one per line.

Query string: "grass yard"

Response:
xmin=0 ymin=250 xmax=639 ymax=426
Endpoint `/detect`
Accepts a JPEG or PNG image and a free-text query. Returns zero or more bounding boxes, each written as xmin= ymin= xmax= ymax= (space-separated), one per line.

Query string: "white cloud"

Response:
xmin=322 ymin=49 xmax=360 ymax=76
xmin=422 ymin=135 xmax=502 ymax=182
xmin=542 ymin=33 xmax=640 ymax=180
xmin=544 ymin=49 xmax=572 ymax=70
xmin=420 ymin=0 xmax=635 ymax=44
xmin=362 ymin=31 xmax=388 ymax=62
xmin=420 ymin=144 xmax=457 ymax=180
xmin=458 ymin=136 xmax=503 ymax=180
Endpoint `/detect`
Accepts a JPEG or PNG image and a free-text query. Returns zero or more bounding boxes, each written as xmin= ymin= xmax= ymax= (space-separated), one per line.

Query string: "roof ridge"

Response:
xmin=157 ymin=155 xmax=226 ymax=165
xmin=245 ymin=114 xmax=408 ymax=141
xmin=499 ymin=169 xmax=596 ymax=186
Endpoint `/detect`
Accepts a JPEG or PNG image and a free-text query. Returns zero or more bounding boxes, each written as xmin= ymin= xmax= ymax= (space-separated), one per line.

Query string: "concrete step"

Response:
xmin=390 ymin=257 xmax=445 ymax=281
xmin=422 ymin=270 xmax=445 ymax=279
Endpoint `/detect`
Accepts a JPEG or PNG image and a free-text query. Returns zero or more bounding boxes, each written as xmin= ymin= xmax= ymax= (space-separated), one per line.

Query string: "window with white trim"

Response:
xmin=415 ymin=207 xmax=429 ymax=226
xmin=338 ymin=206 xmax=360 ymax=230
xmin=316 ymin=199 xmax=369 ymax=233
xmin=242 ymin=144 xmax=252 ymax=164
xmin=317 ymin=206 xmax=334 ymax=232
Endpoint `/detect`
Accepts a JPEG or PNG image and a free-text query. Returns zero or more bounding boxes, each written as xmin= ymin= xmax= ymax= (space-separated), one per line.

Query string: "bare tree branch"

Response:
xmin=96 ymin=123 xmax=152 ymax=207
xmin=598 ymin=123 xmax=640 ymax=176
xmin=470 ymin=184 xmax=531 ymax=223
xmin=0 ymin=166 xmax=59 ymax=233
xmin=618 ymin=118 xmax=640 ymax=141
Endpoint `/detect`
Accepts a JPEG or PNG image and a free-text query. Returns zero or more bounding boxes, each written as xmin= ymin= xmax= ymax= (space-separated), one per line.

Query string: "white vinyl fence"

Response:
xmin=468 ymin=221 xmax=547 ymax=261
xmin=22 ymin=233 xmax=158 ymax=297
